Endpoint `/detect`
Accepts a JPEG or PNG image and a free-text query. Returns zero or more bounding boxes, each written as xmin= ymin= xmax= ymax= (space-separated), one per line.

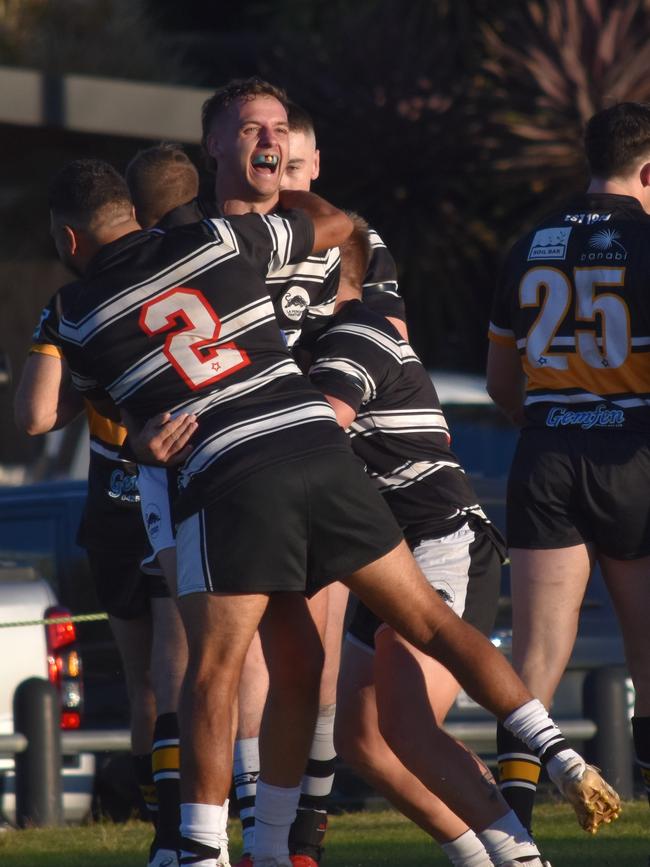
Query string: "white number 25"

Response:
xmin=520 ymin=266 xmax=629 ymax=369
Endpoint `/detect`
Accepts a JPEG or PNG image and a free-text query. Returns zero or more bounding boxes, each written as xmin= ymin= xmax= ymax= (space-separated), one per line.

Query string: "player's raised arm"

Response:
xmin=277 ymin=188 xmax=353 ymax=253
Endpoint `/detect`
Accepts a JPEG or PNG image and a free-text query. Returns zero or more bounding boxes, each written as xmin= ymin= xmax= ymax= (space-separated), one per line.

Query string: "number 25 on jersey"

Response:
xmin=139 ymin=288 xmax=250 ymax=390
xmin=520 ymin=266 xmax=630 ymax=370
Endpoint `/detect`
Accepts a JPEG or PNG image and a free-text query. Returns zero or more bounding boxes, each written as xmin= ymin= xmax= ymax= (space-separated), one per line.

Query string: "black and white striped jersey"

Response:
xmin=362 ymin=228 xmax=405 ymax=323
xmin=47 ymin=210 xmax=348 ymax=522
xmin=309 ymin=301 xmax=480 ymax=544
xmin=160 ymin=196 xmax=340 ymax=347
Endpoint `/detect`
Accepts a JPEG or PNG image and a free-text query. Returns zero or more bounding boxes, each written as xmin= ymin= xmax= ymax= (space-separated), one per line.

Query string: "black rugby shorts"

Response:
xmin=176 ymin=449 xmax=404 ymax=597
xmin=507 ymin=427 xmax=650 ymax=559
xmin=87 ymin=547 xmax=170 ymax=620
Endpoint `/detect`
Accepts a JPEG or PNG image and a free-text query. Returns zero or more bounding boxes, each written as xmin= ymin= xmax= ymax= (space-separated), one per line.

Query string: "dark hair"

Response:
xmin=201 ymin=76 xmax=288 ymax=172
xmin=48 ymin=158 xmax=132 ymax=228
xmin=287 ymin=101 xmax=316 ymax=138
xmin=125 ymin=143 xmax=199 ymax=228
xmin=585 ymin=102 xmax=650 ymax=178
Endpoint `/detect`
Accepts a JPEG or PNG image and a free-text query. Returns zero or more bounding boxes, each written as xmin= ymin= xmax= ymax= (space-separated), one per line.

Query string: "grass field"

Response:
xmin=0 ymin=801 xmax=646 ymax=866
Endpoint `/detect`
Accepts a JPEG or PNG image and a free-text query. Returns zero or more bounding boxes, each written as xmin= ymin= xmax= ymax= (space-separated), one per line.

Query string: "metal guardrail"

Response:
xmin=5 ymin=667 xmax=636 ymax=827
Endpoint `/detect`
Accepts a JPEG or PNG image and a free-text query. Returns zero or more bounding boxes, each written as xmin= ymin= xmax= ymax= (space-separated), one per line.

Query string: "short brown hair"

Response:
xmin=585 ymin=102 xmax=650 ymax=179
xmin=201 ymin=77 xmax=288 ymax=172
xmin=125 ymin=143 xmax=199 ymax=228
xmin=287 ymin=101 xmax=316 ymax=139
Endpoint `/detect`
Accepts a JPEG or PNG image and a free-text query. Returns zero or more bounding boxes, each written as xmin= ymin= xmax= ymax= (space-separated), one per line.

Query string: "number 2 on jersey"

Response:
xmin=520 ymin=266 xmax=630 ymax=369
xmin=139 ymin=288 xmax=250 ymax=389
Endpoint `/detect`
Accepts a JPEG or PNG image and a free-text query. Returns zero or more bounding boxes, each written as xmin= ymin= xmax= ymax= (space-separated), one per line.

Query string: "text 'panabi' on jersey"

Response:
xmin=48 ymin=210 xmax=347 ymax=522
xmin=309 ymin=301 xmax=482 ymax=545
xmin=489 ymin=193 xmax=650 ymax=432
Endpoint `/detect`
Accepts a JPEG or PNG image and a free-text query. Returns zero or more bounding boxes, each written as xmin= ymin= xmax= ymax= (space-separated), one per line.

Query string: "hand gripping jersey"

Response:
xmin=489 ymin=193 xmax=650 ymax=432
xmin=309 ymin=300 xmax=488 ymax=545
xmin=47 ymin=210 xmax=348 ymax=523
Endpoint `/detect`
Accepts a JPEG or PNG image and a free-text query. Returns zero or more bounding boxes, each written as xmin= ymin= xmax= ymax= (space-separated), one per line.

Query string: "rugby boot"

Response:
xmin=547 ymin=759 xmax=621 ymax=833
xmin=290 ymin=857 xmax=319 ymax=867
xmin=148 ymin=847 xmax=179 ymax=867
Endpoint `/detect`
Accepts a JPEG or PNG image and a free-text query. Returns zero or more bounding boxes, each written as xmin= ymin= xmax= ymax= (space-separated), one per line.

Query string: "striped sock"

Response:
xmin=289 ymin=705 xmax=336 ymax=860
xmin=502 ymin=699 xmax=568 ymax=762
xmin=496 ymin=722 xmax=541 ymax=834
xmin=233 ymin=736 xmax=259 ymax=856
xmin=152 ymin=712 xmax=181 ymax=850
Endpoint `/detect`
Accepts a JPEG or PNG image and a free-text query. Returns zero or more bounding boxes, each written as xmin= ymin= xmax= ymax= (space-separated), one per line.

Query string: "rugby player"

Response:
xmin=45 ymin=158 xmax=619 ymax=867
xmin=306 ymin=239 xmax=543 ymax=866
xmin=125 ymin=90 xmax=410 ymax=867
xmin=14 ymin=310 xmax=187 ymax=867
xmin=487 ymin=101 xmax=650 ymax=834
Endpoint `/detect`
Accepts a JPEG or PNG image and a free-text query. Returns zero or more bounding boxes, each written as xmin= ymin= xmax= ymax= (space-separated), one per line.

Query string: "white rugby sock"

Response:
xmin=441 ymin=828 xmax=492 ymax=865
xmin=478 ymin=809 xmax=540 ymax=864
xmin=180 ymin=800 xmax=229 ymax=866
xmin=233 ymin=737 xmax=259 ymax=855
xmin=502 ymin=699 xmax=567 ymax=760
xmin=254 ymin=780 xmax=300 ymax=862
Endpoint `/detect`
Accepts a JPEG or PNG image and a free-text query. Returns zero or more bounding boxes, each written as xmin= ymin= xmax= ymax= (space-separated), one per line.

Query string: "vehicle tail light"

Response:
xmin=44 ymin=605 xmax=84 ymax=730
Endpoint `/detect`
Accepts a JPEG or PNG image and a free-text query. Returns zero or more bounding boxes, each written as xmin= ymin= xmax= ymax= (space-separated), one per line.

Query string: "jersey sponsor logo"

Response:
xmin=527 ymin=227 xmax=572 ymax=261
xmin=579 ymin=228 xmax=628 ymax=263
xmin=280 ymin=286 xmax=310 ymax=321
xmin=145 ymin=503 xmax=162 ymax=538
xmin=564 ymin=212 xmax=612 ymax=225
xmin=108 ymin=468 xmax=140 ymax=503
xmin=545 ymin=404 xmax=625 ymax=430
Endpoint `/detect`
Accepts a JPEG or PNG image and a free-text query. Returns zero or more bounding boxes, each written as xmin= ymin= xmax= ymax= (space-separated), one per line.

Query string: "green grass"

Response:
xmin=0 ymin=802 xmax=646 ymax=866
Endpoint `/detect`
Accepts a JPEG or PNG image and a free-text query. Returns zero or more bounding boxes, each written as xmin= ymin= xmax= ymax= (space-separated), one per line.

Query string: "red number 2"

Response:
xmin=139 ymin=288 xmax=250 ymax=390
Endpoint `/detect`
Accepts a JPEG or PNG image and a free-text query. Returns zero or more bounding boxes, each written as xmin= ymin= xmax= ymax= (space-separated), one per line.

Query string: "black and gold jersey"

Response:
xmin=309 ymin=300 xmax=483 ymax=544
xmin=47 ymin=210 xmax=348 ymax=523
xmin=489 ymin=193 xmax=650 ymax=432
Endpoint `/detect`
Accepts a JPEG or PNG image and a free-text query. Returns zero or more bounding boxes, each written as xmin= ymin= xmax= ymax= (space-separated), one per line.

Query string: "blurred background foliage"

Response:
xmin=2 ymin=0 xmax=650 ymax=372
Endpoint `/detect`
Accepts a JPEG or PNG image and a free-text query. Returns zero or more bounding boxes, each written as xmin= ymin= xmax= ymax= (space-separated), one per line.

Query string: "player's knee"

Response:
xmin=334 ymin=713 xmax=375 ymax=771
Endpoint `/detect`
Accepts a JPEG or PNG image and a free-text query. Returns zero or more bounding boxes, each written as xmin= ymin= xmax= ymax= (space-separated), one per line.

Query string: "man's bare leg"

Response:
xmin=599 ymin=552 xmax=650 ymax=816
xmin=497 ymin=544 xmax=593 ymax=833
xmin=253 ymin=593 xmax=326 ymax=866
xmin=335 ymin=636 xmax=473 ymax=842
xmin=344 ymin=540 xmax=620 ymax=833
xmin=177 ymin=591 xmax=269 ymax=864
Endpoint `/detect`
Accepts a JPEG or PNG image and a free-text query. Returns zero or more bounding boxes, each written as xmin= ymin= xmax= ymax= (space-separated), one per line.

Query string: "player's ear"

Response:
xmin=206 ymin=131 xmax=221 ymax=162
xmin=63 ymin=225 xmax=78 ymax=256
xmin=639 ymin=161 xmax=650 ymax=188
xmin=312 ymin=148 xmax=321 ymax=182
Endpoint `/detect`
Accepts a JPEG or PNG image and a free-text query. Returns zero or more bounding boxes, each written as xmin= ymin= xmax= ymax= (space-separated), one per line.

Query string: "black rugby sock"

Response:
xmin=496 ymin=722 xmax=541 ymax=834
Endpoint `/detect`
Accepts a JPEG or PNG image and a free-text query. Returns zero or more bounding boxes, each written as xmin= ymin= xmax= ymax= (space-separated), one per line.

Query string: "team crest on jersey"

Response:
xmin=145 ymin=503 xmax=162 ymax=538
xmin=527 ymin=227 xmax=572 ymax=261
xmin=281 ymin=286 xmax=310 ymax=321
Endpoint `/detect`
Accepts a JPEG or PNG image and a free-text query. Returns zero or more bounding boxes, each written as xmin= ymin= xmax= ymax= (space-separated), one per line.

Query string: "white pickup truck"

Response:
xmin=0 ymin=559 xmax=94 ymax=824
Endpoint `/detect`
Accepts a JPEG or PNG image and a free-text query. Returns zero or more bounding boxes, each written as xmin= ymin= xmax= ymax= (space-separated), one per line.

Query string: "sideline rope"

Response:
xmin=0 ymin=612 xmax=108 ymax=629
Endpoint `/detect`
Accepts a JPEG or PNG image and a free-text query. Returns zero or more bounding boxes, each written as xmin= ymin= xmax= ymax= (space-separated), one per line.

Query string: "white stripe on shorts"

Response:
xmin=176 ymin=509 xmax=213 ymax=596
